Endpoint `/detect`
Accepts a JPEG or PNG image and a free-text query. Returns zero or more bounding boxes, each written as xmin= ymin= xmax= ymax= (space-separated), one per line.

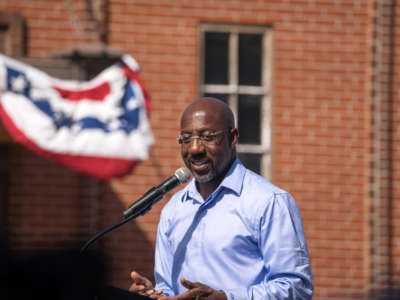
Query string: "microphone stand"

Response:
xmin=80 ymin=192 xmax=162 ymax=254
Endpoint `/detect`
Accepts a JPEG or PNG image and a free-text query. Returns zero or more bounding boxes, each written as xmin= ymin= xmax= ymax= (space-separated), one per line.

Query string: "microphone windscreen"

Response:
xmin=174 ymin=168 xmax=191 ymax=184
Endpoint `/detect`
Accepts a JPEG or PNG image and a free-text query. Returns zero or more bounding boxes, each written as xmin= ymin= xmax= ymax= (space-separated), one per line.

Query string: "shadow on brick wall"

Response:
xmin=1 ymin=145 xmax=156 ymax=293
xmin=98 ymin=182 xmax=156 ymax=289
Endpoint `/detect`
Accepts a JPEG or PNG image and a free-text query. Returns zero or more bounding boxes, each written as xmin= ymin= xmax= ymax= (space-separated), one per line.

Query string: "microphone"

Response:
xmin=123 ymin=168 xmax=191 ymax=218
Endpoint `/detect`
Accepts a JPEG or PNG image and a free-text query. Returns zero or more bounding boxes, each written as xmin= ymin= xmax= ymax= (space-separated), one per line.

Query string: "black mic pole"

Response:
xmin=80 ymin=196 xmax=161 ymax=254
xmin=80 ymin=168 xmax=190 ymax=254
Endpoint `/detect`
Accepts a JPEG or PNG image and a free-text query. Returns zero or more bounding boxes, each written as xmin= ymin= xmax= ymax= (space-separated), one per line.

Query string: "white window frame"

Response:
xmin=199 ymin=24 xmax=273 ymax=178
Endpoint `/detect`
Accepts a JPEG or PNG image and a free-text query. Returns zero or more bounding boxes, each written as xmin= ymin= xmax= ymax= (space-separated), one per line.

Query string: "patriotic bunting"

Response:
xmin=0 ymin=54 xmax=154 ymax=179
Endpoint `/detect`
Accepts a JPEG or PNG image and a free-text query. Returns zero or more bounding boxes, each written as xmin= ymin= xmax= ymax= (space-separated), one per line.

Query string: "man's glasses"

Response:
xmin=177 ymin=130 xmax=226 ymax=145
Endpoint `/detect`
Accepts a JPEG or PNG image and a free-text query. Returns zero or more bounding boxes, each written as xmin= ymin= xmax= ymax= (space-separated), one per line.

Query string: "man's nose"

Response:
xmin=187 ymin=137 xmax=205 ymax=153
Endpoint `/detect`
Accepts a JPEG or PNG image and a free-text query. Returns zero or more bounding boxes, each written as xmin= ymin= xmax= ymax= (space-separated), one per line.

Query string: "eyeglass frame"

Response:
xmin=177 ymin=129 xmax=227 ymax=145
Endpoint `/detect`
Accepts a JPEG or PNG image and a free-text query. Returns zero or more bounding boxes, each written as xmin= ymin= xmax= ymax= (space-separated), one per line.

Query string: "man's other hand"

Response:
xmin=159 ymin=278 xmax=227 ymax=300
xmin=129 ymin=271 xmax=163 ymax=299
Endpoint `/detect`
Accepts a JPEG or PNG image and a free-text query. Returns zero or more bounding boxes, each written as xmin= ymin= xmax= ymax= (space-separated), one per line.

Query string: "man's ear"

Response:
xmin=230 ymin=128 xmax=239 ymax=147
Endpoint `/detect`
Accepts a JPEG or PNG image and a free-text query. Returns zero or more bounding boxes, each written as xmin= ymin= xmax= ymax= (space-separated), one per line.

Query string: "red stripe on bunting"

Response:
xmin=52 ymin=81 xmax=111 ymax=102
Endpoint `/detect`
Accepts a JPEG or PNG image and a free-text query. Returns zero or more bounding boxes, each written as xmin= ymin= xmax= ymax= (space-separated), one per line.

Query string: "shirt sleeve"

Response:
xmin=154 ymin=209 xmax=175 ymax=296
xmin=224 ymin=192 xmax=313 ymax=300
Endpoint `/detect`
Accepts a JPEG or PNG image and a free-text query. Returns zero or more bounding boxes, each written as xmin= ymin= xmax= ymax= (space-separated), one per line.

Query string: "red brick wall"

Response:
xmin=392 ymin=0 xmax=400 ymax=295
xmin=369 ymin=1 xmax=397 ymax=298
xmin=0 ymin=0 xmax=398 ymax=299
xmin=272 ymin=2 xmax=371 ymax=298
xmin=5 ymin=145 xmax=93 ymax=249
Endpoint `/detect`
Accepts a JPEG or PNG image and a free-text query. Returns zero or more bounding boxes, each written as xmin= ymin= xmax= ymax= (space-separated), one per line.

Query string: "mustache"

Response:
xmin=188 ymin=153 xmax=208 ymax=161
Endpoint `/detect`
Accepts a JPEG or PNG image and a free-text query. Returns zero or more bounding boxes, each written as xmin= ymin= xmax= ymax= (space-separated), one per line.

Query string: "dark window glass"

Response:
xmin=0 ymin=25 xmax=9 ymax=54
xmin=238 ymin=95 xmax=261 ymax=144
xmin=203 ymin=93 xmax=229 ymax=105
xmin=239 ymin=34 xmax=262 ymax=86
xmin=205 ymin=32 xmax=229 ymax=84
xmin=238 ymin=153 xmax=261 ymax=174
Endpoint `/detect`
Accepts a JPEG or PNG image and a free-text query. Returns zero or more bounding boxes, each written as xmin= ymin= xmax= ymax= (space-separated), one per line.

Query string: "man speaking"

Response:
xmin=129 ymin=97 xmax=313 ymax=300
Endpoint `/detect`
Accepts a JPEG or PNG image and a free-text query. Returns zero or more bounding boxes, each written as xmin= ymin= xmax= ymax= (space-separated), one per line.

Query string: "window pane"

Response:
xmin=238 ymin=95 xmax=261 ymax=144
xmin=238 ymin=153 xmax=261 ymax=174
xmin=239 ymin=34 xmax=262 ymax=86
xmin=0 ymin=25 xmax=8 ymax=54
xmin=205 ymin=32 xmax=229 ymax=84
xmin=203 ymin=93 xmax=229 ymax=105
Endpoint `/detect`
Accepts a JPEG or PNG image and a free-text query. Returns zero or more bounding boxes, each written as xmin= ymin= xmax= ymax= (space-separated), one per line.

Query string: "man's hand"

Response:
xmin=129 ymin=271 xmax=163 ymax=299
xmin=159 ymin=278 xmax=227 ymax=300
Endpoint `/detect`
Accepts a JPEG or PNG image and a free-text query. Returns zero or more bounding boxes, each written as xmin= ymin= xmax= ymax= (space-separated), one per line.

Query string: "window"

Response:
xmin=199 ymin=24 xmax=272 ymax=178
xmin=0 ymin=12 xmax=25 ymax=57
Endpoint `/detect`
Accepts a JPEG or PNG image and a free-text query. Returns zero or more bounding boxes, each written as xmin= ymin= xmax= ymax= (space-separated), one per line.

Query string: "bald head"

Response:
xmin=180 ymin=97 xmax=235 ymax=130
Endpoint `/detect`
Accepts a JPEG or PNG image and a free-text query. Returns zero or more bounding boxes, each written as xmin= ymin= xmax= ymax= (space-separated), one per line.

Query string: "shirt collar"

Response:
xmin=182 ymin=157 xmax=245 ymax=203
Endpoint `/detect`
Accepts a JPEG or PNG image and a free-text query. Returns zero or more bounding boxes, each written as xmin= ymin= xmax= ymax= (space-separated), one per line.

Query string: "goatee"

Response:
xmin=194 ymin=170 xmax=216 ymax=183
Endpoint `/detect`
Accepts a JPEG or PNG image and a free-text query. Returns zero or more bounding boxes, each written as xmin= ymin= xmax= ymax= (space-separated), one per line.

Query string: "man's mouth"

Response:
xmin=189 ymin=159 xmax=210 ymax=173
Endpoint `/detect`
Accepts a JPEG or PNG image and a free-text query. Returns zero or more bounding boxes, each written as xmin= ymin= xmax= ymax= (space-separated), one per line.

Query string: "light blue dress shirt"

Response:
xmin=154 ymin=158 xmax=313 ymax=300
